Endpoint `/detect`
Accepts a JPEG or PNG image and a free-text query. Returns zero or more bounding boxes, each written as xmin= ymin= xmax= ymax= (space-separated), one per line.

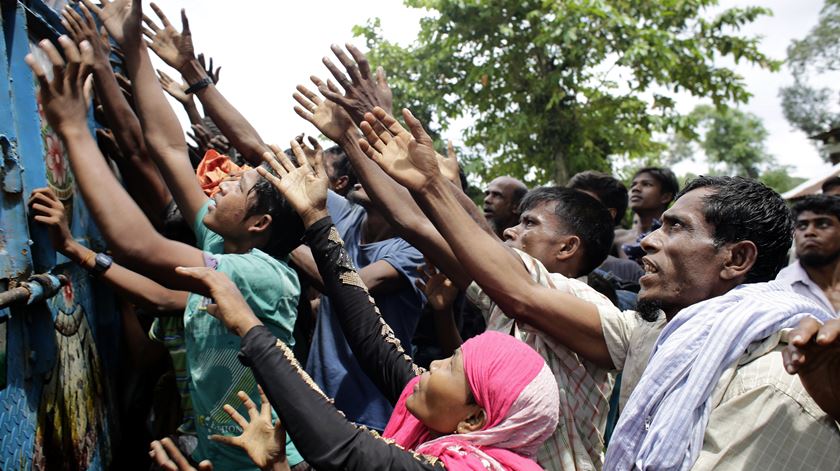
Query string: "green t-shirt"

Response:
xmin=187 ymin=200 xmax=302 ymax=467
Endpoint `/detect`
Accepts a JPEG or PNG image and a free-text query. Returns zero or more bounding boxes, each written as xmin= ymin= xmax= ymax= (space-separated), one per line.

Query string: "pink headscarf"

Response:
xmin=383 ymin=331 xmax=559 ymax=470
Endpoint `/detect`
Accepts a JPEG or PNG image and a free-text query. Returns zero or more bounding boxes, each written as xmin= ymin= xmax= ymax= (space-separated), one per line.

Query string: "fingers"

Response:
xmin=174 ymin=265 xmax=215 ymax=281
xmin=79 ymin=41 xmax=94 ymax=79
xmin=816 ymin=318 xmax=840 ymax=345
xmin=372 ymin=107 xmax=406 ymax=138
xmin=58 ymin=36 xmax=81 ymax=82
xmin=790 ymin=317 xmax=823 ymax=347
xmin=149 ymin=440 xmax=178 ymax=471
xmin=158 ymin=69 xmax=174 ymax=85
xmin=198 ymin=460 xmax=214 ymax=471
xmin=180 ymin=9 xmax=191 ymax=35
xmin=330 ymin=44 xmax=361 ymax=85
xmin=402 ymin=108 xmax=433 ymax=144
xmin=24 ymin=52 xmax=51 ymax=95
xmin=345 ymin=43 xmax=371 ymax=79
xmin=79 ymin=3 xmax=98 ymax=31
xmin=293 ymin=84 xmax=320 ymax=110
xmin=208 ymin=433 xmax=238 ymax=446
xmin=80 ymin=0 xmax=102 ymax=17
xmin=39 ymin=39 xmax=66 ymax=91
xmin=237 ymin=390 xmax=260 ymax=420
xmin=222 ymin=402 xmax=249 ymax=429
xmin=359 ymin=119 xmax=386 ymax=154
xmin=160 ymin=437 xmax=192 ymax=471
xmin=322 ymin=56 xmax=352 ymax=92
xmin=149 ymin=2 xmax=172 ymax=29
xmin=289 ymin=139 xmax=314 ymax=173
xmin=376 ymin=66 xmax=389 ymax=88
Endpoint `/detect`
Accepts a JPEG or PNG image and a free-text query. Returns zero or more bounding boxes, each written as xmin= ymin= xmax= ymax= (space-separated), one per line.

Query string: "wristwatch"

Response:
xmin=185 ymin=77 xmax=213 ymax=95
xmin=91 ymin=252 xmax=113 ymax=277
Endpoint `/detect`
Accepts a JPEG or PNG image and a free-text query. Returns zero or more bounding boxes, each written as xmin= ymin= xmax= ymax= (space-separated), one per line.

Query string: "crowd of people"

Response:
xmin=24 ymin=0 xmax=840 ymax=469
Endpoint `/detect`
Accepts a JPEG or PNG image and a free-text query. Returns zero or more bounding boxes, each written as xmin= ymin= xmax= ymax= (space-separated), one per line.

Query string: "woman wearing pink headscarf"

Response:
xmin=178 ymin=142 xmax=559 ymax=470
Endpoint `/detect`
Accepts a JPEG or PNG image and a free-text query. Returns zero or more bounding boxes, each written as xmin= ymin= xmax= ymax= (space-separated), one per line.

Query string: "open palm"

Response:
xmin=258 ymin=140 xmax=328 ymax=224
xmin=359 ymin=107 xmax=441 ymax=192
xmin=83 ymin=0 xmax=141 ymax=46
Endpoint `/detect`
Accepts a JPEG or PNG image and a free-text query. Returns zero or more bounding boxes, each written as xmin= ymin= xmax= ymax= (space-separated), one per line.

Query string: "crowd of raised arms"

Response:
xmin=24 ymin=0 xmax=840 ymax=469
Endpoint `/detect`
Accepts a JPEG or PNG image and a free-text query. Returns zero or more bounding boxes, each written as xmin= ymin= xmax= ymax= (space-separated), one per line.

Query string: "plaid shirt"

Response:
xmin=467 ymin=248 xmax=618 ymax=471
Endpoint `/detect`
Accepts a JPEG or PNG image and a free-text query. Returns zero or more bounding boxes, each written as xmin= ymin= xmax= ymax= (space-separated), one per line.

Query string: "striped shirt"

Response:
xmin=467 ymin=248 xmax=617 ymax=471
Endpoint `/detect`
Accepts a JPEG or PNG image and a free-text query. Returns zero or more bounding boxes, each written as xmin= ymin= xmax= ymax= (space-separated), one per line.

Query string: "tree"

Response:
xmin=780 ymin=0 xmax=840 ymax=160
xmin=355 ymin=0 xmax=779 ymax=185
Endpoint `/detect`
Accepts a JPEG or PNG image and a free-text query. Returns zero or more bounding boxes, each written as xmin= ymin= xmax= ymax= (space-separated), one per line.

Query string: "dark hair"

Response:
xmin=791 ymin=194 xmax=840 ymax=221
xmin=245 ymin=162 xmax=305 ymax=258
xmin=633 ymin=167 xmax=679 ymax=204
xmin=568 ymin=171 xmax=628 ymax=225
xmin=519 ymin=187 xmax=614 ymax=276
xmin=511 ymin=184 xmax=528 ymax=208
xmin=161 ymin=200 xmax=197 ymax=247
xmin=822 ymin=176 xmax=840 ymax=194
xmin=324 ymin=145 xmax=358 ymax=188
xmin=679 ymin=176 xmax=792 ymax=283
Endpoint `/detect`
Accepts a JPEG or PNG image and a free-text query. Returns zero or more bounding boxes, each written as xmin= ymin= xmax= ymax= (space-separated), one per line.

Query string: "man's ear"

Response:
xmin=659 ymin=192 xmax=674 ymax=207
xmin=456 ymin=407 xmax=486 ymax=434
xmin=247 ymin=214 xmax=273 ymax=235
xmin=555 ymin=235 xmax=582 ymax=263
xmin=720 ymin=240 xmax=757 ymax=281
xmin=608 ymin=207 xmax=618 ymax=223
xmin=333 ymin=175 xmax=349 ymax=194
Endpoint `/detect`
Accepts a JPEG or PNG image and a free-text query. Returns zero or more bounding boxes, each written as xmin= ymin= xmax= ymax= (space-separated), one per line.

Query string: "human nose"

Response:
xmin=639 ymin=228 xmax=660 ymax=253
xmin=502 ymin=225 xmax=519 ymax=241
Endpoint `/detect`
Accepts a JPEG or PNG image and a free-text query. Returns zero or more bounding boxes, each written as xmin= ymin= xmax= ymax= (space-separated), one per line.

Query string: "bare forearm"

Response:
xmin=59 ymin=126 xmax=161 ymax=257
xmin=290 ymin=245 xmax=325 ymax=292
xmin=182 ymin=97 xmax=203 ymax=125
xmin=418 ymin=177 xmax=612 ymax=365
xmin=180 ymin=59 xmax=269 ymax=164
xmin=63 ymin=240 xmax=187 ymax=312
xmin=91 ymin=62 xmax=144 ymax=154
xmin=124 ymin=41 xmax=207 ymax=225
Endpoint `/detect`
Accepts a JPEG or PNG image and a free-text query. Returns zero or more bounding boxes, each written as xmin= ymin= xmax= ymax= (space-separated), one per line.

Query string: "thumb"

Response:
xmin=198 ymin=461 xmax=214 ymax=471
xmin=402 ymin=108 xmax=432 ymax=145
xmin=175 ymin=265 xmax=211 ymax=280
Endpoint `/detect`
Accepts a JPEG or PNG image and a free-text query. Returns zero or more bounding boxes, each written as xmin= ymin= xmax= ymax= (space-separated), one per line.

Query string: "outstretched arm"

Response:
xmin=100 ymin=1 xmax=207 ymax=227
xmin=142 ymin=4 xmax=269 ymax=165
xmin=362 ymin=108 xmax=614 ymax=368
xmin=29 ymin=187 xmax=188 ymax=312
xmin=784 ymin=317 xmax=840 ymax=422
xmin=61 ymin=3 xmax=171 ymax=226
xmin=291 ymin=75 xmax=471 ymax=288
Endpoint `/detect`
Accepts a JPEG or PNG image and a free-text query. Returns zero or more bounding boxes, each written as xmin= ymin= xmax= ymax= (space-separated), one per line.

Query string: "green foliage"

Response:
xmin=780 ymin=0 xmax=840 ymax=151
xmin=688 ymin=104 xmax=769 ymax=178
xmin=759 ymin=166 xmax=807 ymax=194
xmin=355 ymin=0 xmax=779 ymax=185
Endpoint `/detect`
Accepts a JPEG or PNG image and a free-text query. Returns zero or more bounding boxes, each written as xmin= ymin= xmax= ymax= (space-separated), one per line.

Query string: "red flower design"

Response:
xmin=45 ymin=133 xmax=68 ymax=186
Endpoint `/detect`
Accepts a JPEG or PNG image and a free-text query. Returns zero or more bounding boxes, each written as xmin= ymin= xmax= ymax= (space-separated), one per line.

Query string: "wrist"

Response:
xmin=301 ymin=208 xmax=329 ymax=228
xmin=55 ymin=123 xmax=91 ymax=141
xmin=62 ymin=240 xmax=86 ymax=260
xmin=234 ymin=316 xmax=264 ymax=338
xmin=179 ymin=59 xmax=207 ymax=84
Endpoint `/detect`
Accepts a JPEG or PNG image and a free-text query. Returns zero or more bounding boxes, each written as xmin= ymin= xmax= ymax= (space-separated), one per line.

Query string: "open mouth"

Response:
xmin=641 ymin=257 xmax=658 ymax=275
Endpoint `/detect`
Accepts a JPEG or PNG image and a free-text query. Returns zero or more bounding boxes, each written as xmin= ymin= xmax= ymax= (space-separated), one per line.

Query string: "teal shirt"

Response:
xmin=187 ymin=200 xmax=303 ymax=467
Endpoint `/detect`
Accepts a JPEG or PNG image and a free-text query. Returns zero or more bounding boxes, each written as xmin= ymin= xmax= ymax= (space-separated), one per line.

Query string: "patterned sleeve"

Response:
xmin=240 ymin=326 xmax=445 ymax=470
xmin=305 ymin=216 xmax=425 ymax=402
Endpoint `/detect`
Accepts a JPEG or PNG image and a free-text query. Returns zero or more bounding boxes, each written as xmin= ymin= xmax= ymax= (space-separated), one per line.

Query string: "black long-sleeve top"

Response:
xmin=239 ymin=217 xmax=446 ymax=471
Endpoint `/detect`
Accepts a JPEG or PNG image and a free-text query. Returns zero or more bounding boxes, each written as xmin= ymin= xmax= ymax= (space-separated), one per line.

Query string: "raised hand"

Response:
xmin=197 ymin=53 xmax=221 ymax=84
xmin=257 ymin=140 xmax=329 ymax=227
xmin=210 ymin=387 xmax=288 ymax=470
xmin=187 ymin=123 xmax=214 ymax=155
xmin=25 ymin=36 xmax=94 ymax=136
xmin=357 ymin=107 xmax=441 ymax=192
xmin=293 ymin=81 xmax=354 ymax=143
xmin=29 ymin=188 xmax=73 ymax=253
xmin=82 ymin=0 xmax=141 ymax=46
xmin=142 ymin=3 xmax=195 ymax=71
xmin=158 ymin=69 xmax=190 ymax=104
xmin=149 ymin=437 xmax=214 ymax=471
xmin=174 ymin=266 xmax=262 ymax=337
xmin=416 ymin=262 xmax=458 ymax=312
xmin=784 ymin=317 xmax=840 ymax=421
xmin=61 ymin=3 xmax=111 ymax=62
xmin=319 ymin=43 xmax=393 ymax=125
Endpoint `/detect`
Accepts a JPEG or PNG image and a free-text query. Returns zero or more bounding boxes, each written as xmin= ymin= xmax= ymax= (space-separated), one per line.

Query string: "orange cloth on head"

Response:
xmin=195 ymin=149 xmax=252 ymax=196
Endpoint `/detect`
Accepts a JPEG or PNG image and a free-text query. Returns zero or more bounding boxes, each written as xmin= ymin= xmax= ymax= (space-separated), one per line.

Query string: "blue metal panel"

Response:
xmin=0 ymin=1 xmax=119 ymax=469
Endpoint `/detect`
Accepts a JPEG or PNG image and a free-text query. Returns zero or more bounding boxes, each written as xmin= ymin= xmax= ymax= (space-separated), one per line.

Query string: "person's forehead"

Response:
xmin=665 ymin=187 xmax=711 ymax=225
xmin=797 ymin=210 xmax=840 ymax=223
xmin=633 ymin=172 xmax=659 ymax=184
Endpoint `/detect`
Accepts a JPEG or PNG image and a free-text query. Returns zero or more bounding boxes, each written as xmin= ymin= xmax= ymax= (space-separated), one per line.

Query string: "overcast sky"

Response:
xmin=150 ymin=0 xmax=836 ymax=182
